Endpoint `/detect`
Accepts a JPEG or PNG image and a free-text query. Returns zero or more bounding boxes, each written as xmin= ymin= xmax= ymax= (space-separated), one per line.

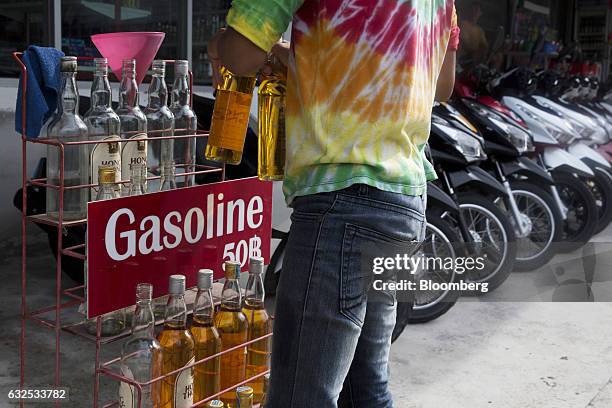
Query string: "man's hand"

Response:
xmin=207 ymin=27 xmax=268 ymax=81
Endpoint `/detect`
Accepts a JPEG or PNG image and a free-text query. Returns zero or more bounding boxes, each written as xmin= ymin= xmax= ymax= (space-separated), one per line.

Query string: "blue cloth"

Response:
xmin=15 ymin=45 xmax=65 ymax=138
xmin=268 ymin=184 xmax=426 ymax=407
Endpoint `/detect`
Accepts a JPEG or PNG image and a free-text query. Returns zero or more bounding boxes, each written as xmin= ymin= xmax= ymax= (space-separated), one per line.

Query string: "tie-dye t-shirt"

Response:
xmin=227 ymin=0 xmax=458 ymax=204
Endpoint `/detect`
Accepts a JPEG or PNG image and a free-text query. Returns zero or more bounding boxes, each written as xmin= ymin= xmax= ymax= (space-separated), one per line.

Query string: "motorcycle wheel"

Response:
xmin=456 ymin=194 xmax=517 ymax=293
xmin=552 ymin=172 xmax=598 ymax=253
xmin=510 ymin=181 xmax=563 ymax=271
xmin=588 ymin=167 xmax=612 ymax=235
xmin=392 ymin=217 xmax=462 ymax=338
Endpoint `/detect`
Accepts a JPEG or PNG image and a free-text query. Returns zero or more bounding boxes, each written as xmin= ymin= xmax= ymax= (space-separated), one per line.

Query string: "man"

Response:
xmin=459 ymin=1 xmax=489 ymax=64
xmin=208 ymin=1 xmax=459 ymax=406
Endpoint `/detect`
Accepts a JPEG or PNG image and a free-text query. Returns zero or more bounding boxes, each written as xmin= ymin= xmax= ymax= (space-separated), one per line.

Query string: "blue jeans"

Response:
xmin=268 ymin=184 xmax=427 ymax=408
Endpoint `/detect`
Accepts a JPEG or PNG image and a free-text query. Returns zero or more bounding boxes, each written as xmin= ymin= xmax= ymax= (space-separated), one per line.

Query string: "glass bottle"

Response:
xmin=170 ymin=60 xmax=197 ymax=188
xmin=261 ymin=373 xmax=270 ymax=407
xmin=191 ymin=269 xmax=221 ymax=403
xmin=258 ymin=58 xmax=287 ymax=181
xmin=242 ymin=257 xmax=271 ymax=404
xmin=205 ymin=67 xmax=256 ymax=165
xmin=157 ymin=275 xmax=195 ymax=408
xmin=145 ymin=60 xmax=175 ymax=192
xmin=46 ymin=56 xmax=89 ymax=220
xmin=215 ymin=261 xmax=249 ymax=408
xmin=236 ymin=386 xmax=253 ymax=408
xmin=85 ymin=57 xmax=121 ymax=199
xmin=117 ymin=59 xmax=148 ymax=195
xmin=160 ymin=161 xmax=177 ymax=191
xmin=95 ymin=165 xmax=120 ymax=201
xmin=127 ymin=163 xmax=147 ymax=196
xmin=119 ymin=283 xmax=163 ymax=408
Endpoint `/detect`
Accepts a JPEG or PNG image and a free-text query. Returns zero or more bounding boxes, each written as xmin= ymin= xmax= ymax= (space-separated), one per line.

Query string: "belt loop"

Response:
xmin=358 ymin=184 xmax=368 ymax=196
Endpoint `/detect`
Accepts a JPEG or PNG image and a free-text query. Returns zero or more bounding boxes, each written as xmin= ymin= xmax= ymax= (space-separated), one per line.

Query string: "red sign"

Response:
xmin=87 ymin=177 xmax=272 ymax=318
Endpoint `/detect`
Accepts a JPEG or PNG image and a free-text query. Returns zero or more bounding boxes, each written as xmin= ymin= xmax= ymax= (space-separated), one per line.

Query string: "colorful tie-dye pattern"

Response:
xmin=227 ymin=0 xmax=458 ymax=204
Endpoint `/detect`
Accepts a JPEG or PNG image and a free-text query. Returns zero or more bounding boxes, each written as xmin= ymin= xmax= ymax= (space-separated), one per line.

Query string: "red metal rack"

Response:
xmin=14 ymin=52 xmax=271 ymax=407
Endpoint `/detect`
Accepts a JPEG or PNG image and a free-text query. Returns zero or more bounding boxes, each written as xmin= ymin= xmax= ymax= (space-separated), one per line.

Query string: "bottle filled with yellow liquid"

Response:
xmin=205 ymin=68 xmax=256 ymax=165
xmin=236 ymin=386 xmax=253 ymax=408
xmin=191 ymin=269 xmax=222 ymax=403
xmin=242 ymin=257 xmax=272 ymax=404
xmin=215 ymin=261 xmax=249 ymax=408
xmin=258 ymin=59 xmax=287 ymax=180
xmin=157 ymin=275 xmax=195 ymax=408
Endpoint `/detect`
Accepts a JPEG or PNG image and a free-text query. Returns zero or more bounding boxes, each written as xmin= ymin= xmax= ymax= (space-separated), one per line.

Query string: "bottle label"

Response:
xmin=118 ymin=365 xmax=135 ymax=408
xmin=91 ymin=135 xmax=122 ymax=193
xmin=174 ymin=357 xmax=194 ymax=408
xmin=208 ymin=89 xmax=252 ymax=152
xmin=121 ymin=133 xmax=148 ymax=188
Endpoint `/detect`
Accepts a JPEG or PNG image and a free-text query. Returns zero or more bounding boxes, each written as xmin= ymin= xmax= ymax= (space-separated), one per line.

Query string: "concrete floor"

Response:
xmin=1 ymin=225 xmax=612 ymax=407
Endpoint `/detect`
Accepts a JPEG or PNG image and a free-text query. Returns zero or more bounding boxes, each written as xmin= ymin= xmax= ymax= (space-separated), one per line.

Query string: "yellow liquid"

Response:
xmin=243 ymin=301 xmax=272 ymax=405
xmin=214 ymin=306 xmax=249 ymax=408
xmin=157 ymin=324 xmax=195 ymax=408
xmin=258 ymin=75 xmax=286 ymax=181
xmin=205 ymin=68 xmax=256 ymax=165
xmin=191 ymin=317 xmax=222 ymax=403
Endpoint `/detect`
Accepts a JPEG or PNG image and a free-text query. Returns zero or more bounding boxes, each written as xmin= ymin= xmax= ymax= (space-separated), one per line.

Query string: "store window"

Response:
xmin=0 ymin=0 xmax=51 ymax=77
xmin=61 ymin=0 xmax=183 ymax=60
xmin=193 ymin=0 xmax=231 ymax=85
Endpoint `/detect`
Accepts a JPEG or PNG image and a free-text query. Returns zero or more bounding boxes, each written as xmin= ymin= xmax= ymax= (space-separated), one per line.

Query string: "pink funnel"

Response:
xmin=91 ymin=32 xmax=165 ymax=85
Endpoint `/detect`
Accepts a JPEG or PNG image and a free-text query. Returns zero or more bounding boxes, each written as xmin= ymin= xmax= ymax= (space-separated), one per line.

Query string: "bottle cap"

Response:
xmin=206 ymin=401 xmax=224 ymax=408
xmin=135 ymin=283 xmax=153 ymax=301
xmin=236 ymin=385 xmax=253 ymax=399
xmin=168 ymin=274 xmax=186 ymax=295
xmin=175 ymin=60 xmax=189 ymax=76
xmin=224 ymin=261 xmax=241 ymax=280
xmin=98 ymin=165 xmax=116 ymax=184
xmin=60 ymin=56 xmax=77 ymax=72
xmin=249 ymin=257 xmax=264 ymax=274
xmin=198 ymin=269 xmax=213 ymax=289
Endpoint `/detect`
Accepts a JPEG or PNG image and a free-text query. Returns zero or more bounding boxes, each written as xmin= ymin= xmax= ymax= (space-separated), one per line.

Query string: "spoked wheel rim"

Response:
xmin=558 ymin=184 xmax=590 ymax=239
xmin=512 ymin=190 xmax=556 ymax=261
xmin=413 ymin=223 xmax=456 ymax=310
xmin=458 ymin=204 xmax=509 ymax=283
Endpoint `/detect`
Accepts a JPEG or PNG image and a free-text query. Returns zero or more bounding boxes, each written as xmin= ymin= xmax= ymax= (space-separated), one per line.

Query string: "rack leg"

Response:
xmin=93 ymin=317 xmax=102 ymax=408
xmin=55 ymin=146 xmax=65 ymax=407
xmin=20 ymin=138 xmax=27 ymax=408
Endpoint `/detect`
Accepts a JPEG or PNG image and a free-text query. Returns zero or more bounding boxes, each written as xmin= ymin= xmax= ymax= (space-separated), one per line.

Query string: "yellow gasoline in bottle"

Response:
xmin=205 ymin=67 xmax=256 ymax=165
xmin=191 ymin=269 xmax=222 ymax=403
xmin=157 ymin=275 xmax=195 ymax=408
xmin=257 ymin=60 xmax=287 ymax=181
xmin=215 ymin=261 xmax=249 ymax=408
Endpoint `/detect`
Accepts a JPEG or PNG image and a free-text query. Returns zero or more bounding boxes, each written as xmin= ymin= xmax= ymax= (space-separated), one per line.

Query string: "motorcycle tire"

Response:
xmin=457 ymin=194 xmax=517 ymax=293
xmin=396 ymin=217 xmax=462 ymax=330
xmin=589 ymin=167 xmax=612 ymax=235
xmin=510 ymin=181 xmax=563 ymax=271
xmin=552 ymin=171 xmax=598 ymax=253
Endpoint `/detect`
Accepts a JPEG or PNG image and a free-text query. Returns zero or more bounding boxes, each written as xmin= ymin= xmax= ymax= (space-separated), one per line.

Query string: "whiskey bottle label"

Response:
xmin=121 ymin=133 xmax=148 ymax=190
xmin=91 ymin=135 xmax=122 ymax=193
xmin=118 ymin=365 xmax=135 ymax=408
xmin=208 ymin=89 xmax=251 ymax=152
xmin=174 ymin=357 xmax=194 ymax=408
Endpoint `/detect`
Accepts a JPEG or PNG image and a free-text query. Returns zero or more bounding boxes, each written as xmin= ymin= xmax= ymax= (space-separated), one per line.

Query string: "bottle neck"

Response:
xmin=172 ymin=74 xmax=190 ymax=107
xmin=244 ymin=273 xmax=265 ymax=308
xmin=221 ymin=278 xmax=242 ymax=311
xmin=91 ymin=73 xmax=112 ymax=110
xmin=58 ymin=72 xmax=79 ymax=115
xmin=164 ymin=293 xmax=187 ymax=329
xmin=193 ymin=288 xmax=214 ymax=325
xmin=119 ymin=72 xmax=139 ymax=109
xmin=132 ymin=299 xmax=155 ymax=338
xmin=148 ymin=74 xmax=168 ymax=109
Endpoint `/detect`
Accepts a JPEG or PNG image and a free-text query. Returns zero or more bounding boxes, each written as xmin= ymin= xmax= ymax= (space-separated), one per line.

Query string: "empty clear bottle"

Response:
xmin=119 ymin=283 xmax=163 ymax=408
xmin=160 ymin=161 xmax=177 ymax=191
xmin=85 ymin=58 xmax=121 ymax=199
xmin=46 ymin=56 xmax=88 ymax=220
xmin=191 ymin=269 xmax=221 ymax=403
xmin=145 ymin=60 xmax=174 ymax=191
xmin=117 ymin=59 xmax=148 ymax=195
xmin=157 ymin=275 xmax=195 ymax=408
xmin=243 ymin=257 xmax=271 ymax=404
xmin=127 ymin=163 xmax=147 ymax=196
xmin=170 ymin=60 xmax=197 ymax=188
